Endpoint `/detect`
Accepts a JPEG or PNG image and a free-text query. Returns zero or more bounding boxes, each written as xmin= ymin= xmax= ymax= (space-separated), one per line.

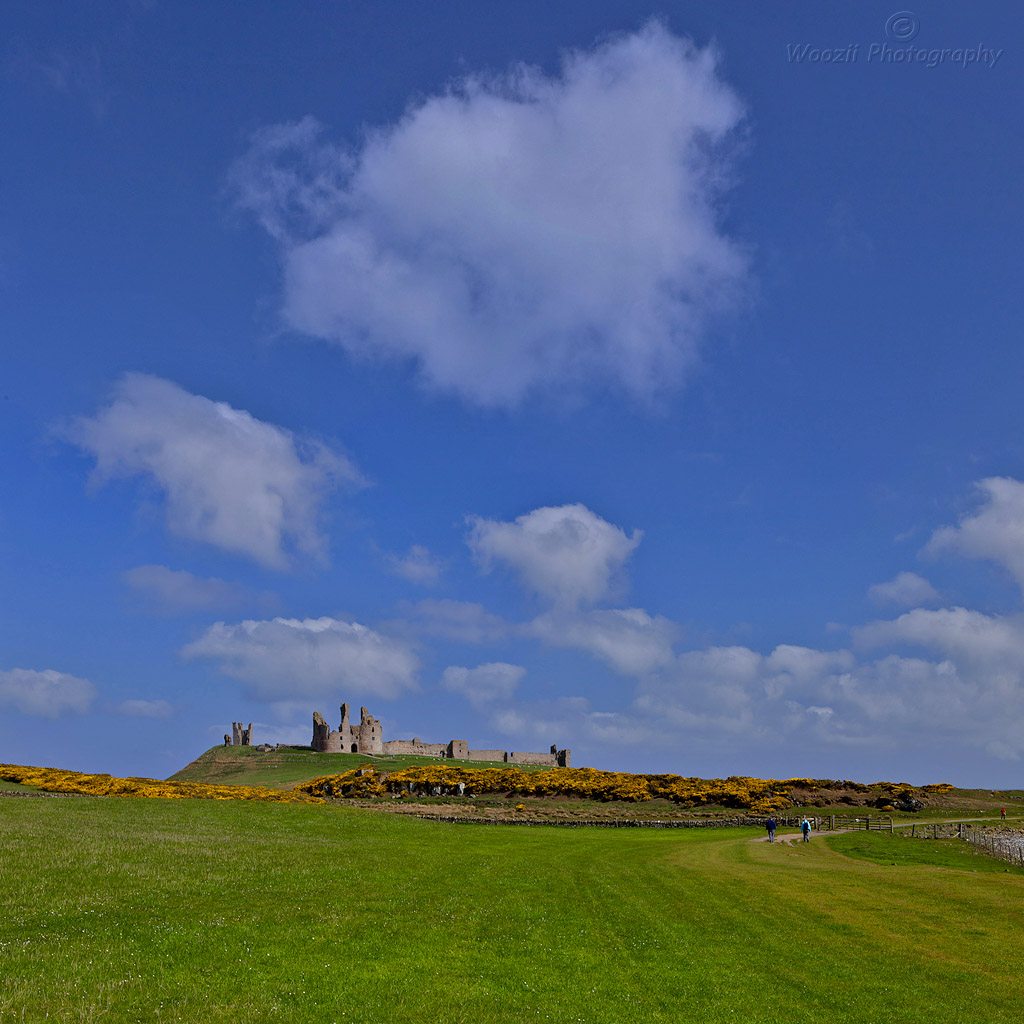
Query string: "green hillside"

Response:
xmin=169 ymin=744 xmax=545 ymax=789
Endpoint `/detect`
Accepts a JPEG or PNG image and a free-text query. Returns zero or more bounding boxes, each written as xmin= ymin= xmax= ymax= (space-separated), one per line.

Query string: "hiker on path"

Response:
xmin=766 ymin=816 xmax=777 ymax=843
xmin=801 ymin=818 xmax=811 ymax=842
xmin=1002 ymin=807 xmax=1006 ymax=820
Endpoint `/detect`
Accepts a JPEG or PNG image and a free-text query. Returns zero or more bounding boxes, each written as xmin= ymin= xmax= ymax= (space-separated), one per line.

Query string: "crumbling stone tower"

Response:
xmin=232 ymin=722 xmax=252 ymax=746
xmin=356 ymin=707 xmax=383 ymax=755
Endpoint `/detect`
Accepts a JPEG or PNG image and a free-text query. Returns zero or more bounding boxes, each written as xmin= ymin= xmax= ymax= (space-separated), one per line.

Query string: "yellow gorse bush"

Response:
xmin=3 ymin=761 xmax=950 ymax=812
xmin=297 ymin=765 xmax=934 ymax=810
xmin=0 ymin=764 xmax=320 ymax=804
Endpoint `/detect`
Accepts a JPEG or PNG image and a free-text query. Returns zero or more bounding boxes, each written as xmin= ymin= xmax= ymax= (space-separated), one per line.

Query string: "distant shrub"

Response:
xmin=0 ymin=764 xmax=319 ymax=804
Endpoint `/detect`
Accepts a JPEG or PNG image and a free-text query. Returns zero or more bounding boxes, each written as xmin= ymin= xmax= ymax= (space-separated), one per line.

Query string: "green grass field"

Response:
xmin=2 ymin=796 xmax=1023 ymax=1023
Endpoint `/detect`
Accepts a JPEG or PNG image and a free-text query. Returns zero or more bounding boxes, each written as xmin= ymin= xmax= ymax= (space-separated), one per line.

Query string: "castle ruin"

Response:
xmin=225 ymin=722 xmax=252 ymax=746
xmin=311 ymin=703 xmax=570 ymax=768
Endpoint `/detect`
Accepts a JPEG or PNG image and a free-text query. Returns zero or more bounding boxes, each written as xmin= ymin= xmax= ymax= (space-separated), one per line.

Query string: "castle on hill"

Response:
xmin=311 ymin=702 xmax=570 ymax=768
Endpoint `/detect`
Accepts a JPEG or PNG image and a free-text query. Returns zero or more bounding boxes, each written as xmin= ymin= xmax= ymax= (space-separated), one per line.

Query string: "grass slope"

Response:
xmin=2 ymin=797 xmax=1023 ymax=1022
xmin=170 ymin=745 xmax=542 ymax=789
xmin=828 ymin=830 xmax=1024 ymax=874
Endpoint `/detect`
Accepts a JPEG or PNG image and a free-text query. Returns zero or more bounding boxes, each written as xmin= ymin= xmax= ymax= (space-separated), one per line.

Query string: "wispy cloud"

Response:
xmin=114 ymin=698 xmax=174 ymax=719
xmin=385 ymin=545 xmax=445 ymax=585
xmin=123 ymin=564 xmax=277 ymax=614
xmin=65 ymin=374 xmax=362 ymax=570
xmin=0 ymin=668 xmax=97 ymax=717
xmin=867 ymin=571 xmax=940 ymax=608
xmin=441 ymin=662 xmax=525 ymax=708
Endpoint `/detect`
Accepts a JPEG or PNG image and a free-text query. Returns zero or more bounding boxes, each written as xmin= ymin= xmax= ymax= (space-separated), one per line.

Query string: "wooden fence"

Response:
xmin=829 ymin=814 xmax=893 ymax=833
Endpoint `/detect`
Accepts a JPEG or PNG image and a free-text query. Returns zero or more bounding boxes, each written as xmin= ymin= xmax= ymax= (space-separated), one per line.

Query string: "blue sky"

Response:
xmin=2 ymin=2 xmax=1023 ymax=785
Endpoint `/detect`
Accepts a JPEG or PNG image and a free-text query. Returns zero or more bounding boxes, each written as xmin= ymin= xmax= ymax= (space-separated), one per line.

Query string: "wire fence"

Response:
xmin=962 ymin=828 xmax=1024 ymax=867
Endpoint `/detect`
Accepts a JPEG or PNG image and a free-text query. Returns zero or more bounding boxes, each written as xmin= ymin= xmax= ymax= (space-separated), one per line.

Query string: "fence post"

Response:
xmin=911 ymin=824 xmax=915 ymax=837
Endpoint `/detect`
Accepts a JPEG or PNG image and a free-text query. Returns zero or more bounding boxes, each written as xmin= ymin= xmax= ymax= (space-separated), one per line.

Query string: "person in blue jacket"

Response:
xmin=801 ymin=818 xmax=811 ymax=842
xmin=766 ymin=816 xmax=777 ymax=842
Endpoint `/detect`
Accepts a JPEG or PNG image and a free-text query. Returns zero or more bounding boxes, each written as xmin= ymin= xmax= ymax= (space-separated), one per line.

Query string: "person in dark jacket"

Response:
xmin=766 ymin=817 xmax=777 ymax=842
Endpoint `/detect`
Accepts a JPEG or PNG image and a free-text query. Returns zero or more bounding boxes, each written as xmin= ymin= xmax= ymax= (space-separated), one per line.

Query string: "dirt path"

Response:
xmin=752 ymin=829 xmax=850 ymax=845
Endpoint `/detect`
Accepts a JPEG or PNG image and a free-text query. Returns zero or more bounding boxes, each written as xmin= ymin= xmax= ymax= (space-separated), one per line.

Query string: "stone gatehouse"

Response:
xmin=311 ymin=703 xmax=570 ymax=768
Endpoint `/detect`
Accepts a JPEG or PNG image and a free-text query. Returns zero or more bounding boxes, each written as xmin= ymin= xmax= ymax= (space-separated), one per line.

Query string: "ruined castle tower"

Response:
xmin=356 ymin=706 xmax=383 ymax=755
xmin=312 ymin=711 xmax=342 ymax=752
xmin=232 ymin=722 xmax=252 ymax=746
xmin=340 ymin=702 xmax=352 ymax=750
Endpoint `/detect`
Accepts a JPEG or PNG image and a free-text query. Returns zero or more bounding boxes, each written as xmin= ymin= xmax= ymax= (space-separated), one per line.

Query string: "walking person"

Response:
xmin=1001 ymin=807 xmax=1006 ymax=820
xmin=801 ymin=818 xmax=811 ymax=842
xmin=766 ymin=816 xmax=777 ymax=843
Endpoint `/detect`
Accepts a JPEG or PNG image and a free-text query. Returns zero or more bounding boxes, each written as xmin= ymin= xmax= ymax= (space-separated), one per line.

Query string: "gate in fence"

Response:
xmin=829 ymin=814 xmax=893 ymax=833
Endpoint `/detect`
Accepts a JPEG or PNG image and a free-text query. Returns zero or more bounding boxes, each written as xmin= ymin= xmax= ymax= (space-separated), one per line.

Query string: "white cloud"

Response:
xmin=633 ymin=644 xmax=856 ymax=738
xmin=441 ymin=662 xmax=525 ymax=707
xmin=854 ymin=606 xmax=1024 ymax=672
xmin=530 ymin=607 xmax=677 ymax=675
xmin=65 ymin=374 xmax=360 ymax=570
xmin=396 ymin=599 xmax=511 ymax=643
xmin=0 ymin=668 xmax=97 ymax=718
xmin=386 ymin=545 xmax=444 ymax=585
xmin=181 ymin=615 xmax=419 ymax=702
xmin=115 ymin=699 xmax=174 ymax=719
xmin=492 ymin=697 xmax=657 ymax=749
xmin=867 ymin=571 xmax=940 ymax=608
xmin=927 ymin=478 xmax=1024 ymax=592
xmin=233 ymin=22 xmax=748 ymax=407
xmin=468 ymin=503 xmax=641 ymax=607
xmin=123 ymin=564 xmax=274 ymax=613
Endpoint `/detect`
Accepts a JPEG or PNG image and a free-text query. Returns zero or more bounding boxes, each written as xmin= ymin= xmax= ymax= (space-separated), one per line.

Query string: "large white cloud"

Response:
xmin=233 ymin=22 xmax=748 ymax=406
xmin=530 ymin=607 xmax=677 ymax=676
xmin=468 ymin=503 xmax=641 ymax=607
xmin=181 ymin=616 xmax=419 ymax=701
xmin=0 ymin=668 xmax=97 ymax=718
xmin=854 ymin=606 xmax=1024 ymax=672
xmin=927 ymin=478 xmax=1024 ymax=591
xmin=66 ymin=374 xmax=360 ymax=570
xmin=441 ymin=662 xmax=525 ymax=708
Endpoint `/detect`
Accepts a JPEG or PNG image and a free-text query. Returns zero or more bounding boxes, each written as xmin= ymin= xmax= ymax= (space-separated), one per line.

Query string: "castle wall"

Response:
xmin=382 ymin=740 xmax=447 ymax=757
xmin=308 ymin=701 xmax=569 ymax=766
xmin=509 ymin=751 xmax=558 ymax=766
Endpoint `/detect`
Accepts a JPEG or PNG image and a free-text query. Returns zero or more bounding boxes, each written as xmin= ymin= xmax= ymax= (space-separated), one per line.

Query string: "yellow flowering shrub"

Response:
xmin=297 ymin=765 xmax=929 ymax=809
xmin=0 ymin=764 xmax=320 ymax=804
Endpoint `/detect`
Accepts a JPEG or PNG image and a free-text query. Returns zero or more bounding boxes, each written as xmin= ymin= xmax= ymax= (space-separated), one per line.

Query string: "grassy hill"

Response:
xmin=2 ymin=794 xmax=1023 ymax=1022
xmin=169 ymin=744 xmax=545 ymax=789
